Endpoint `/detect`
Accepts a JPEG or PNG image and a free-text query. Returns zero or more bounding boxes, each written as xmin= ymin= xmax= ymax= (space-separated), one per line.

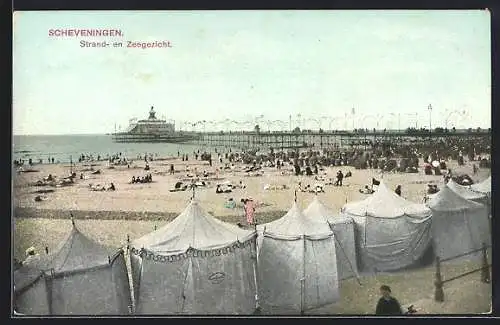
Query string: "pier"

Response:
xmin=192 ymin=129 xmax=491 ymax=151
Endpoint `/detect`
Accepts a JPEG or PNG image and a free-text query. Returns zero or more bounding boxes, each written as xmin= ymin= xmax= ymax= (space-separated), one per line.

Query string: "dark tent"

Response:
xmin=14 ymin=265 xmax=50 ymax=315
xmin=23 ymin=220 xmax=132 ymax=315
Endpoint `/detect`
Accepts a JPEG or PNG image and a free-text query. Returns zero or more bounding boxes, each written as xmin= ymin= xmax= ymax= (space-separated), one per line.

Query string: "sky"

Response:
xmin=13 ymin=10 xmax=491 ymax=135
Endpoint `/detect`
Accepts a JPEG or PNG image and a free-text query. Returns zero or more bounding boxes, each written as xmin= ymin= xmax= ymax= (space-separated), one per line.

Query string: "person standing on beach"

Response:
xmin=244 ymin=199 xmax=256 ymax=225
xmin=336 ymin=170 xmax=344 ymax=186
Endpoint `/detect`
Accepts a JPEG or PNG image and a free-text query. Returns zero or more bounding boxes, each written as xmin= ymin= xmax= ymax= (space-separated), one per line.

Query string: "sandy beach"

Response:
xmin=13 ymin=155 xmax=489 ymax=218
xmin=13 ymin=155 xmax=490 ymax=257
xmin=13 ymin=155 xmax=492 ymax=314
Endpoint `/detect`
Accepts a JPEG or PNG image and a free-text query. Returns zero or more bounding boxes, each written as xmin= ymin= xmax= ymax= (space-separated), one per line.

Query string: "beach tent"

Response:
xmin=23 ymin=220 xmax=132 ymax=315
xmin=130 ymin=199 xmax=257 ymax=315
xmin=470 ymin=175 xmax=491 ymax=195
xmin=13 ymin=265 xmax=50 ymax=315
xmin=446 ymin=179 xmax=489 ymax=206
xmin=470 ymin=176 xmax=491 ymax=215
xmin=302 ymin=196 xmax=359 ymax=281
xmin=257 ymin=201 xmax=339 ymax=314
xmin=426 ymin=185 xmax=491 ymax=261
xmin=341 ymin=182 xmax=433 ymax=272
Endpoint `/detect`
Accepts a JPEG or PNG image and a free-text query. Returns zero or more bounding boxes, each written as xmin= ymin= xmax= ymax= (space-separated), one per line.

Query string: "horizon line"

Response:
xmin=13 ymin=133 xmax=109 ymax=137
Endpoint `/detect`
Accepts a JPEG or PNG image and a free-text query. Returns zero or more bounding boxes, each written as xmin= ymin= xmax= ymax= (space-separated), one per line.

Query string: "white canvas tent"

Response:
xmin=426 ymin=185 xmax=491 ymax=261
xmin=14 ymin=265 xmax=50 ymax=315
xmin=446 ymin=179 xmax=489 ymax=205
xmin=23 ymin=220 xmax=132 ymax=315
xmin=302 ymin=196 xmax=359 ymax=281
xmin=471 ymin=175 xmax=491 ymax=195
xmin=257 ymin=201 xmax=339 ymax=314
xmin=341 ymin=182 xmax=433 ymax=272
xmin=470 ymin=176 xmax=492 ymax=216
xmin=130 ymin=199 xmax=257 ymax=315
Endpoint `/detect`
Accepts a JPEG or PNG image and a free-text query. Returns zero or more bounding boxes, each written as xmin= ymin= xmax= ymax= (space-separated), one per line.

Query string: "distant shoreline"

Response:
xmin=13 ymin=133 xmax=109 ymax=137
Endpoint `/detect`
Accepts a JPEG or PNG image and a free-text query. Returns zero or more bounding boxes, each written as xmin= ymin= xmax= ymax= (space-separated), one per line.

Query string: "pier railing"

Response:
xmin=199 ymin=129 xmax=491 ymax=136
xmin=193 ymin=129 xmax=491 ymax=151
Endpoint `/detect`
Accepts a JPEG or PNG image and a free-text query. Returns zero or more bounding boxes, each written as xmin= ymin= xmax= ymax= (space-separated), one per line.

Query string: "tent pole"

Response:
xmin=251 ymin=237 xmax=261 ymax=313
xmin=45 ymin=270 xmax=54 ymax=315
xmin=300 ymin=235 xmax=306 ymax=315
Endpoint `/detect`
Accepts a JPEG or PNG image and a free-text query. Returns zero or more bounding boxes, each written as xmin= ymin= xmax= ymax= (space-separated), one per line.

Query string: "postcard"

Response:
xmin=12 ymin=10 xmax=492 ymax=316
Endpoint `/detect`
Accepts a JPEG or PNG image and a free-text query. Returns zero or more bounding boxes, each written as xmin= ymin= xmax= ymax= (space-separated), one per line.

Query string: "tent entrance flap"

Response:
xmin=179 ymin=258 xmax=193 ymax=314
xmin=333 ymin=235 xmax=361 ymax=285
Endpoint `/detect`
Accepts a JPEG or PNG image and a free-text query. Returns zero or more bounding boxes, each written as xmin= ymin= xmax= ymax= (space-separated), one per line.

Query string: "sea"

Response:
xmin=13 ymin=135 xmax=207 ymax=164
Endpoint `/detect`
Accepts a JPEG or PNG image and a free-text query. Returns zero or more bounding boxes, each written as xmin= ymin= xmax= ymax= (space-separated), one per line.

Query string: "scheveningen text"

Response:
xmin=48 ymin=29 xmax=123 ymax=37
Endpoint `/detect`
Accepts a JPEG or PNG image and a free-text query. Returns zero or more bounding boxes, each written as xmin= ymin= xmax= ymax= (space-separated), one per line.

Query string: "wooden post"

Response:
xmin=481 ymin=242 xmax=490 ymax=283
xmin=434 ymin=256 xmax=444 ymax=302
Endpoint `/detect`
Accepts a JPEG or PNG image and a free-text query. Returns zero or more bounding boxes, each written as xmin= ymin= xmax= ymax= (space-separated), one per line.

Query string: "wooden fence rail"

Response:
xmin=434 ymin=242 xmax=491 ymax=302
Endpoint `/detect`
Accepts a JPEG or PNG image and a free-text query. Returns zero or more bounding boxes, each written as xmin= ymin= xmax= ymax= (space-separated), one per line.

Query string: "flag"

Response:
xmin=352 ymin=107 xmax=355 ymax=115
xmin=372 ymin=178 xmax=380 ymax=186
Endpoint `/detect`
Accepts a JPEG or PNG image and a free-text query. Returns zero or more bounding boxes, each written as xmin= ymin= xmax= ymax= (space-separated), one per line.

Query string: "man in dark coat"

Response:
xmin=336 ymin=170 xmax=344 ymax=186
xmin=395 ymin=185 xmax=402 ymax=196
xmin=375 ymin=285 xmax=403 ymax=315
